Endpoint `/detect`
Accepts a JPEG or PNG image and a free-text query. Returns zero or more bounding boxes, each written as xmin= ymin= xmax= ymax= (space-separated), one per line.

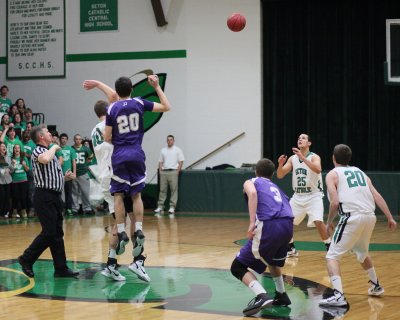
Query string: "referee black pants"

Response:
xmin=21 ymin=188 xmax=68 ymax=271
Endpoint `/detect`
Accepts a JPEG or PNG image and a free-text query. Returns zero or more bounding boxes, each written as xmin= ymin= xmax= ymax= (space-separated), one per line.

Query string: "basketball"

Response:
xmin=227 ymin=13 xmax=246 ymax=32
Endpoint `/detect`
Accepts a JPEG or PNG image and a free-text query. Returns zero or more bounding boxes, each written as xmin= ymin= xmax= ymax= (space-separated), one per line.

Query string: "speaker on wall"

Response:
xmin=150 ymin=0 xmax=168 ymax=27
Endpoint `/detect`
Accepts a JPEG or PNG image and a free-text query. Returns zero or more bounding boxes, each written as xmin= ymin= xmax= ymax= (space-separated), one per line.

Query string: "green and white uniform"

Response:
xmin=60 ymin=145 xmax=76 ymax=174
xmin=71 ymin=145 xmax=93 ymax=212
xmin=91 ymin=120 xmax=114 ymax=214
xmin=290 ymin=152 xmax=324 ymax=227
xmin=326 ymin=166 xmax=376 ymax=263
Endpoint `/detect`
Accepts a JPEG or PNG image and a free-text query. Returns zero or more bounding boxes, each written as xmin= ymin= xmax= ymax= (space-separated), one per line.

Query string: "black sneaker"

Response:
xmin=132 ymin=230 xmax=145 ymax=258
xmin=272 ymin=291 xmax=291 ymax=306
xmin=18 ymin=256 xmax=34 ymax=278
xmin=243 ymin=293 xmax=273 ymax=316
xmin=116 ymin=231 xmax=129 ymax=255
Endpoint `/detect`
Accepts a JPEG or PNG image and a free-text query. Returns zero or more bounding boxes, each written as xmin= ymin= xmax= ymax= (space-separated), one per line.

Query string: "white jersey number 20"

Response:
xmin=117 ymin=113 xmax=139 ymax=134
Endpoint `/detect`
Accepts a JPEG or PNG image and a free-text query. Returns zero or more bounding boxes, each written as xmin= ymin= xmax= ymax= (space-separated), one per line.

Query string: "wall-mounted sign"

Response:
xmin=7 ymin=0 xmax=65 ymax=79
xmin=80 ymin=0 xmax=118 ymax=32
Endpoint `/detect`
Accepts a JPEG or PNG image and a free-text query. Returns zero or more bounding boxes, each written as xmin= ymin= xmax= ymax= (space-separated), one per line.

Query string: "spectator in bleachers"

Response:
xmin=22 ymin=130 xmax=36 ymax=217
xmin=59 ymin=133 xmax=76 ymax=216
xmin=0 ymin=114 xmax=11 ymax=133
xmin=10 ymin=144 xmax=29 ymax=218
xmin=72 ymin=134 xmax=94 ymax=215
xmin=24 ymin=108 xmax=39 ymax=127
xmin=51 ymin=131 xmax=60 ymax=145
xmin=0 ymin=85 xmax=12 ymax=116
xmin=8 ymin=104 xmax=19 ymax=122
xmin=1 ymin=124 xmax=24 ymax=157
xmin=25 ymin=122 xmax=34 ymax=134
xmin=15 ymin=98 xmax=26 ymax=116
xmin=13 ymin=113 xmax=26 ymax=132
xmin=0 ymin=142 xmax=12 ymax=218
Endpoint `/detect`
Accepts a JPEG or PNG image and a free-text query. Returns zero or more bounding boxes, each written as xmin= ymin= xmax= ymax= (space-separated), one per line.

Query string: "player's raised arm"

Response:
xmin=83 ymin=80 xmax=118 ymax=103
xmin=147 ymin=75 xmax=171 ymax=112
xmin=276 ymin=155 xmax=293 ymax=179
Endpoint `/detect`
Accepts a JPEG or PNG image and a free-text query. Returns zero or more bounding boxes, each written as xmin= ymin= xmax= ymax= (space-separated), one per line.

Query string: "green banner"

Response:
xmin=80 ymin=0 xmax=118 ymax=32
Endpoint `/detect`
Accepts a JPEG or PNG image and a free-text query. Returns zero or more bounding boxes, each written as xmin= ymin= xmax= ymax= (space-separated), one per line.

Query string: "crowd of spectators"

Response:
xmin=0 ymin=84 xmax=97 ymax=219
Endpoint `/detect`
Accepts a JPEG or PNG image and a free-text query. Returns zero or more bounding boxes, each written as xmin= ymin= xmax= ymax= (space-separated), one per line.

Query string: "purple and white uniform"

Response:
xmin=105 ymin=97 xmax=154 ymax=196
xmin=237 ymin=177 xmax=294 ymax=272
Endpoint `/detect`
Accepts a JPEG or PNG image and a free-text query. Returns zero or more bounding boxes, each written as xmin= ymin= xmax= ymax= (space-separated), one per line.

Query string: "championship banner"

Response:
xmin=7 ymin=0 xmax=65 ymax=79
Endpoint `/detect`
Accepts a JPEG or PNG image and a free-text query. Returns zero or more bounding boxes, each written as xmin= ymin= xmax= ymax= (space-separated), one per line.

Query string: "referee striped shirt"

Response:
xmin=31 ymin=144 xmax=64 ymax=192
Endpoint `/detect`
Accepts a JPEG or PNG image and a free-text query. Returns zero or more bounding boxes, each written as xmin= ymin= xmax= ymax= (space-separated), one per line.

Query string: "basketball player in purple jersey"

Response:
xmin=103 ymin=74 xmax=171 ymax=279
xmin=231 ymin=158 xmax=294 ymax=316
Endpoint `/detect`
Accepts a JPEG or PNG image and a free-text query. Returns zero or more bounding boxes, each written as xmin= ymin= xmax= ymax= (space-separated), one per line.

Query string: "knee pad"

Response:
xmin=231 ymin=258 xmax=248 ymax=281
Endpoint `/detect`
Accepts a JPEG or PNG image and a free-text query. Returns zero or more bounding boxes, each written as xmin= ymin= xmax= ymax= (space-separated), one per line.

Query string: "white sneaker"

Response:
xmin=168 ymin=207 xmax=175 ymax=218
xmin=154 ymin=208 xmax=164 ymax=217
xmin=287 ymin=247 xmax=299 ymax=257
xmin=129 ymin=259 xmax=151 ymax=282
xmin=101 ymin=264 xmax=126 ymax=281
xmin=319 ymin=290 xmax=348 ymax=307
xmin=4 ymin=212 xmax=9 ymax=218
xmin=368 ymin=280 xmax=384 ymax=296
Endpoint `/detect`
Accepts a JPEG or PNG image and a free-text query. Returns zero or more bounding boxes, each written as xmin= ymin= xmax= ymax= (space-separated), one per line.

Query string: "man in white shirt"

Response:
xmin=154 ymin=135 xmax=184 ymax=217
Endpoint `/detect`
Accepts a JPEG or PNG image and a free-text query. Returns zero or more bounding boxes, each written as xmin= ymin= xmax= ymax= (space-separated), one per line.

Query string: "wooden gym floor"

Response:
xmin=0 ymin=212 xmax=399 ymax=319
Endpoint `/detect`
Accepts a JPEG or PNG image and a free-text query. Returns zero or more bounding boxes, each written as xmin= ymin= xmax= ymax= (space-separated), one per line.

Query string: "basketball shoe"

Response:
xmin=116 ymin=231 xmax=129 ymax=255
xmin=272 ymin=291 xmax=291 ymax=306
xmin=319 ymin=289 xmax=348 ymax=307
xmin=368 ymin=280 xmax=384 ymax=296
xmin=129 ymin=255 xmax=150 ymax=282
xmin=243 ymin=293 xmax=273 ymax=316
xmin=101 ymin=263 xmax=126 ymax=281
xmin=132 ymin=230 xmax=145 ymax=258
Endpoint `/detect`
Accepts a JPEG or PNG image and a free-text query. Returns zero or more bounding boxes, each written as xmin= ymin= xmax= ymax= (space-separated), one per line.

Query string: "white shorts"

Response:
xmin=326 ymin=213 xmax=376 ymax=263
xmin=99 ymin=175 xmax=114 ymax=214
xmin=290 ymin=192 xmax=324 ymax=227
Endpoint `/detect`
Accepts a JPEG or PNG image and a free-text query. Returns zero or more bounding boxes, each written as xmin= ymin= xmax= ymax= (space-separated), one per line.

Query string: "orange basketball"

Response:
xmin=227 ymin=13 xmax=246 ymax=32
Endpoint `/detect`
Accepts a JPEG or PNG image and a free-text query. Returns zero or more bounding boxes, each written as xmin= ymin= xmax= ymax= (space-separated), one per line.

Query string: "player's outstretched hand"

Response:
xmin=388 ymin=218 xmax=397 ymax=231
xmin=147 ymin=75 xmax=159 ymax=88
xmin=247 ymin=222 xmax=256 ymax=240
xmin=278 ymin=155 xmax=287 ymax=166
xmin=83 ymin=80 xmax=100 ymax=90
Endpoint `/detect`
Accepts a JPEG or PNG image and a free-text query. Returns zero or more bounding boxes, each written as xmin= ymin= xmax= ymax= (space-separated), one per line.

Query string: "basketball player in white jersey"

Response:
xmin=277 ymin=133 xmax=331 ymax=256
xmin=319 ymin=144 xmax=397 ymax=307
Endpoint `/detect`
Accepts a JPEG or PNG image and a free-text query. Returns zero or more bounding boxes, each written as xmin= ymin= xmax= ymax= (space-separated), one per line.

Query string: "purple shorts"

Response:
xmin=236 ymin=218 xmax=293 ymax=273
xmin=110 ymin=148 xmax=146 ymax=196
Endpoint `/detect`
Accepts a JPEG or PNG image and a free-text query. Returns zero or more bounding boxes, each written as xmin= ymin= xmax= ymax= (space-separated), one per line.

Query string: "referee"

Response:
xmin=18 ymin=126 xmax=79 ymax=278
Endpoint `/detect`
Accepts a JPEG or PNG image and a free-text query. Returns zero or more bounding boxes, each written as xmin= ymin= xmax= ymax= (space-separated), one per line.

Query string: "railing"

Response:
xmin=186 ymin=132 xmax=245 ymax=169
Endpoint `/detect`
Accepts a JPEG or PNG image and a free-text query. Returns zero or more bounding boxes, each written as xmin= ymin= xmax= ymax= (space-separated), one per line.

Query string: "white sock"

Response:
xmin=330 ymin=275 xmax=343 ymax=294
xmin=324 ymin=237 xmax=331 ymax=244
xmin=117 ymin=223 xmax=125 ymax=233
xmin=273 ymin=276 xmax=285 ymax=293
xmin=248 ymin=280 xmax=266 ymax=296
xmin=108 ymin=249 xmax=116 ymax=259
xmin=366 ymin=267 xmax=378 ymax=284
xmin=135 ymin=221 xmax=143 ymax=231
